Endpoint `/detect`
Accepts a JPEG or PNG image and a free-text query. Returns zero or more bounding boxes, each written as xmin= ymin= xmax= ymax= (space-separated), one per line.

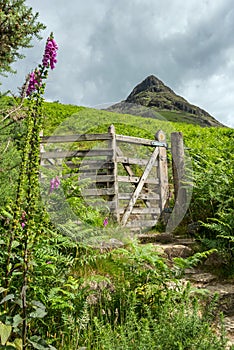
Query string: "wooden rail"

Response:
xmin=40 ymin=126 xmax=170 ymax=229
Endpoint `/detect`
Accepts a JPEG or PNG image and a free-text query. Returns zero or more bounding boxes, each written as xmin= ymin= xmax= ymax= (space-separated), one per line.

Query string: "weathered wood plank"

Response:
xmin=158 ymin=146 xmax=168 ymax=210
xmin=155 ymin=131 xmax=169 ymax=211
xmin=41 ymin=149 xmax=112 ymax=159
xmin=168 ymin=132 xmax=187 ymax=232
xmin=108 ymin=125 xmax=119 ymax=222
xmin=125 ymin=220 xmax=158 ymax=228
xmin=171 ymin=132 xmax=186 ymax=201
xmin=121 ymin=147 xmax=159 ymax=226
xmin=118 ymin=193 xmax=160 ymax=200
xmin=81 ymin=188 xmax=115 ymax=196
xmin=41 ymin=133 xmax=111 ymax=143
xmin=117 ymin=156 xmax=158 ymax=167
xmin=65 ymin=174 xmax=115 ymax=182
xmin=118 ymin=207 xmax=160 ymax=215
xmin=67 ymin=160 xmax=114 ymax=170
xmin=117 ymin=175 xmax=159 ymax=184
xmin=116 ymin=134 xmax=155 ymax=146
xmin=88 ymin=200 xmax=116 ymax=210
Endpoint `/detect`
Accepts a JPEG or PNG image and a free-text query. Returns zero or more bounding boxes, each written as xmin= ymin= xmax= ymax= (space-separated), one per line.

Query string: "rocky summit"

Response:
xmin=106 ymin=75 xmax=223 ymax=127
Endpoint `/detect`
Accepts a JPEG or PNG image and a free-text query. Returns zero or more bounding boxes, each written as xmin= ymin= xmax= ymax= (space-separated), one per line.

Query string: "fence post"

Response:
xmin=155 ymin=130 xmax=168 ymax=212
xmin=108 ymin=125 xmax=119 ymax=223
xmin=171 ymin=132 xmax=187 ymax=219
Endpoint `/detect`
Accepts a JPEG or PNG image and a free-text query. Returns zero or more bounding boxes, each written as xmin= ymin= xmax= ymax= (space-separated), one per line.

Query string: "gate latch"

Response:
xmin=151 ymin=141 xmax=168 ymax=148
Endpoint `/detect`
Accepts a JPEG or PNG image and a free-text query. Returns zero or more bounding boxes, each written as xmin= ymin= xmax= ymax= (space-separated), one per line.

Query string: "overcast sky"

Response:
xmin=1 ymin=0 xmax=234 ymax=127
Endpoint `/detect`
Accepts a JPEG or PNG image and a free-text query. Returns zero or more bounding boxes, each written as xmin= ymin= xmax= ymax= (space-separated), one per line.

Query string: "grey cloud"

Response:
xmin=0 ymin=0 xmax=233 ymax=127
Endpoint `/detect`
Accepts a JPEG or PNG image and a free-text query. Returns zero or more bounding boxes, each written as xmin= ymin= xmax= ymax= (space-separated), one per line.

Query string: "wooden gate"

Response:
xmin=40 ymin=125 xmax=169 ymax=229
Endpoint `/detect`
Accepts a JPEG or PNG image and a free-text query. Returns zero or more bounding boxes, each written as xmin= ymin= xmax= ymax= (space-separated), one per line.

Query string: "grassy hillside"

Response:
xmin=42 ymin=100 xmax=228 ymax=138
xmin=1 ymin=97 xmax=233 ymax=216
xmin=42 ymin=101 xmax=233 ymax=244
xmin=0 ymin=96 xmax=233 ymax=349
xmin=41 ymin=100 xmax=232 ymax=159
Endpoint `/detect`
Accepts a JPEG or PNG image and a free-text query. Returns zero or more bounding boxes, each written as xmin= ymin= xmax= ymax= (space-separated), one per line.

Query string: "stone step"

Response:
xmin=138 ymin=232 xmax=175 ymax=244
xmin=138 ymin=233 xmax=196 ymax=246
xmin=174 ymin=237 xmax=196 ymax=246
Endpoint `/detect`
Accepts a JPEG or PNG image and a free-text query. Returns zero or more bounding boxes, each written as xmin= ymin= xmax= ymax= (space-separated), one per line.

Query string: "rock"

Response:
xmin=184 ymin=268 xmax=198 ymax=275
xmin=205 ymin=284 xmax=234 ymax=316
xmin=138 ymin=232 xmax=175 ymax=244
xmin=109 ymin=238 xmax=125 ymax=247
xmin=204 ymin=251 xmax=225 ymax=268
xmin=155 ymin=233 xmax=175 ymax=243
xmin=174 ymin=237 xmax=196 ymax=247
xmin=153 ymin=245 xmax=168 ymax=257
xmin=188 ymin=272 xmax=217 ymax=284
xmin=99 ymin=238 xmax=124 ymax=250
xmin=164 ymin=244 xmax=193 ymax=259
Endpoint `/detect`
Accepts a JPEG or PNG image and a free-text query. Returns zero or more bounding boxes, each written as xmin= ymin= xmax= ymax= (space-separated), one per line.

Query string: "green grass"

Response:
xmin=0 ymin=96 xmax=233 ymax=349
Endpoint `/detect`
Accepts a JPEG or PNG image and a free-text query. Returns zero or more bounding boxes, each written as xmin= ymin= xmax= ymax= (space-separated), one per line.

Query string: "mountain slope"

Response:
xmin=106 ymin=75 xmax=223 ymax=127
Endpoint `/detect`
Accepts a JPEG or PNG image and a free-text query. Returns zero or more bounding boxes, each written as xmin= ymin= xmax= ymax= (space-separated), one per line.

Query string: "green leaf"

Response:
xmin=12 ymin=241 xmax=20 ymax=249
xmin=31 ymin=300 xmax=46 ymax=310
xmin=13 ymin=314 xmax=23 ymax=329
xmin=0 ymin=322 xmax=12 ymax=345
xmin=28 ymin=341 xmax=48 ymax=350
xmin=1 ymin=209 xmax=13 ymax=220
xmin=28 ymin=336 xmax=55 ymax=350
xmin=12 ymin=338 xmax=22 ymax=350
xmin=0 ymin=294 xmax=14 ymax=304
xmin=6 ymin=338 xmax=22 ymax=350
xmin=29 ymin=308 xmax=47 ymax=319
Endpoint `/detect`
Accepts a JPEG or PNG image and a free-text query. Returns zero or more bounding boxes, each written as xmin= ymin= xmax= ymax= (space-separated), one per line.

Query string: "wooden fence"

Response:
xmin=40 ymin=125 xmax=175 ymax=229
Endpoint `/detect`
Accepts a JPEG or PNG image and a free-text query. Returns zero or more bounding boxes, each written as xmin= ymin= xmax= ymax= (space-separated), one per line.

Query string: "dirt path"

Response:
xmin=138 ymin=233 xmax=234 ymax=348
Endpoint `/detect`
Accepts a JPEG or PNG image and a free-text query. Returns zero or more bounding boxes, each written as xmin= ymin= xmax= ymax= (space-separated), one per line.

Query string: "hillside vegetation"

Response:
xmin=43 ymin=101 xmax=234 ymax=258
xmin=0 ymin=95 xmax=233 ymax=349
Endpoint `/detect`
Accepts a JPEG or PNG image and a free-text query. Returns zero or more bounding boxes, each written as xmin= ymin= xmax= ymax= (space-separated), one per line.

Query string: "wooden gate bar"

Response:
xmin=41 ymin=149 xmax=112 ymax=159
xmin=108 ymin=125 xmax=119 ymax=222
xmin=117 ymin=175 xmax=159 ymax=185
xmin=117 ymin=156 xmax=158 ymax=167
xmin=118 ymin=193 xmax=160 ymax=200
xmin=120 ymin=147 xmax=159 ymax=226
xmin=116 ymin=134 xmax=156 ymax=146
xmin=126 ymin=220 xmax=158 ymax=228
xmin=78 ymin=175 xmax=115 ymax=182
xmin=41 ymin=133 xmax=112 ymax=143
xmin=118 ymin=207 xmax=160 ymax=214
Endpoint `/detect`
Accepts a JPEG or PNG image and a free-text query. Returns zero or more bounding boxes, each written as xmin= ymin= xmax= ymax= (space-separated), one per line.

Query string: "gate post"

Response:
xmin=108 ymin=125 xmax=119 ymax=223
xmin=171 ymin=132 xmax=187 ymax=218
xmin=155 ymin=130 xmax=168 ymax=212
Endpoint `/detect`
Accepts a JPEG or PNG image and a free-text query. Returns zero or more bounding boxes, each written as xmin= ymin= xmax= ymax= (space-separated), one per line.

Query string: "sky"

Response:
xmin=1 ymin=0 xmax=234 ymax=128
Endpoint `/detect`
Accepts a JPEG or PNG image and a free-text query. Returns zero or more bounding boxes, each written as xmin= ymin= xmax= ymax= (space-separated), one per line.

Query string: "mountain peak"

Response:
xmin=106 ymin=75 xmax=224 ymax=127
xmin=126 ymin=75 xmax=173 ymax=102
